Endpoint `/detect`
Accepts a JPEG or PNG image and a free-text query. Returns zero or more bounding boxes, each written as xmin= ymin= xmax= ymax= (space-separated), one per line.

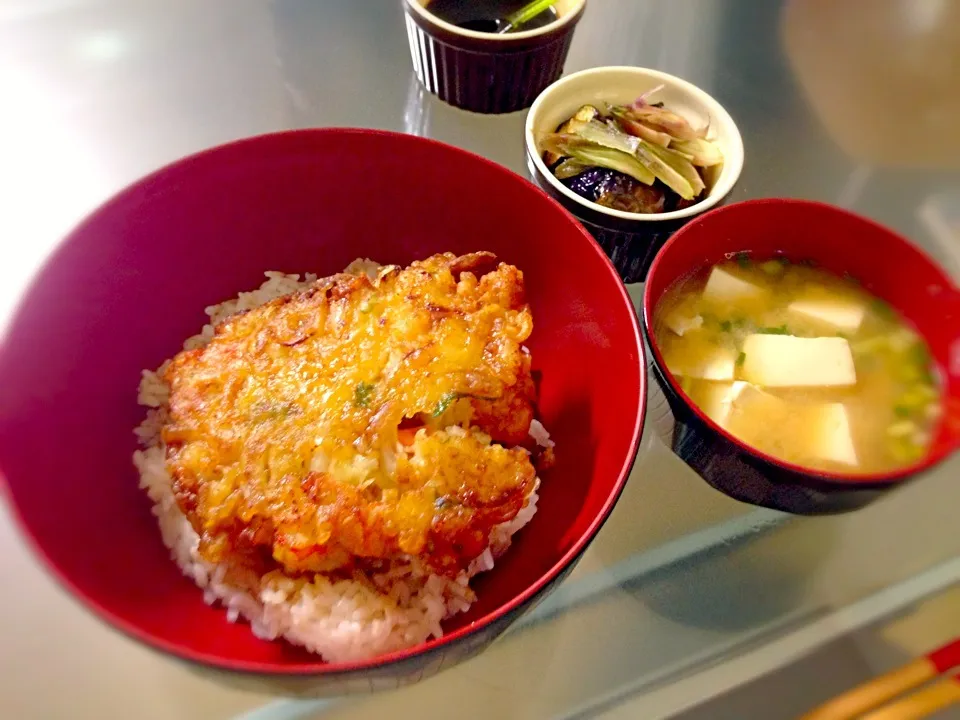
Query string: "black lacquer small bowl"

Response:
xmin=402 ymin=0 xmax=587 ymax=115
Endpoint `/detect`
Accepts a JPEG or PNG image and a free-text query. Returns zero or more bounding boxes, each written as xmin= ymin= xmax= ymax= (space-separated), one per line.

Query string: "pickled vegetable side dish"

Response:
xmin=539 ymin=88 xmax=724 ymax=214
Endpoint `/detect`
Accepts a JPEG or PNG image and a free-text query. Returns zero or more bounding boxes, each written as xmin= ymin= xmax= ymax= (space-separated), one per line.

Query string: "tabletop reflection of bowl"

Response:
xmin=0 ymin=129 xmax=644 ymax=696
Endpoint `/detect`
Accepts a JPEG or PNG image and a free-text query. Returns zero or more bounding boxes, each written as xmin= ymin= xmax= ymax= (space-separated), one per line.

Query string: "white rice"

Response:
xmin=528 ymin=419 xmax=555 ymax=449
xmin=133 ymin=268 xmax=548 ymax=663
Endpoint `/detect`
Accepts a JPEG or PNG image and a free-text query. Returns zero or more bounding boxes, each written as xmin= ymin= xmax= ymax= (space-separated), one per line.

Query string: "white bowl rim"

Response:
xmin=404 ymin=0 xmax=587 ymax=43
xmin=524 ymin=65 xmax=746 ymax=223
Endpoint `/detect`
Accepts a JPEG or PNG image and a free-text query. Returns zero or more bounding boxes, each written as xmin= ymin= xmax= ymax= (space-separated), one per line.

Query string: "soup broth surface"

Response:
xmin=653 ymin=256 xmax=942 ymax=473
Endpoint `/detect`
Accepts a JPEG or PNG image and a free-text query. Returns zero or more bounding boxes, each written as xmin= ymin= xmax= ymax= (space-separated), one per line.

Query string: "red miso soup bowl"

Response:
xmin=643 ymin=199 xmax=960 ymax=515
xmin=0 ymin=129 xmax=645 ymax=696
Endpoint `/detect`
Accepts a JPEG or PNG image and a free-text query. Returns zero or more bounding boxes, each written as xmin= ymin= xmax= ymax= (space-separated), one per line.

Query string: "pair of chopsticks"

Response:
xmin=800 ymin=637 xmax=960 ymax=719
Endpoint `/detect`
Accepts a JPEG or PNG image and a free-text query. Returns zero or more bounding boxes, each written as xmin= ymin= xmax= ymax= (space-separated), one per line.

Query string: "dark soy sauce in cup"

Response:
xmin=426 ymin=0 xmax=560 ymax=33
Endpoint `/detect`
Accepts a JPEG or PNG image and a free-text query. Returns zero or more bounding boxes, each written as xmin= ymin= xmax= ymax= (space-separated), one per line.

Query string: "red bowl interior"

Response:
xmin=643 ymin=198 xmax=960 ymax=483
xmin=0 ymin=129 xmax=644 ymax=674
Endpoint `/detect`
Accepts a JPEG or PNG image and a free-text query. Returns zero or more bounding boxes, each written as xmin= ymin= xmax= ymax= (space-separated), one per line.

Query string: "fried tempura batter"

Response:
xmin=162 ymin=253 xmax=538 ymax=578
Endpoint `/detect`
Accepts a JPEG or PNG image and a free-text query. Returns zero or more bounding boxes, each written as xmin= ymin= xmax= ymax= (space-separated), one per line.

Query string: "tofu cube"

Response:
xmin=702 ymin=267 xmax=768 ymax=304
xmin=741 ymin=334 xmax=856 ymax=387
xmin=665 ymin=344 xmax=737 ymax=381
xmin=809 ymin=403 xmax=859 ymax=466
xmin=663 ymin=308 xmax=704 ymax=337
xmin=690 ymin=381 xmax=747 ymax=425
xmin=788 ymin=296 xmax=866 ymax=332
xmin=721 ymin=384 xmax=859 ymax=467
xmin=724 ymin=384 xmax=793 ymax=440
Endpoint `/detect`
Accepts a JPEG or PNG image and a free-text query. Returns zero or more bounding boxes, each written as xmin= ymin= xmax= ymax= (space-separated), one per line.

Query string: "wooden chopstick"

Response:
xmin=860 ymin=673 xmax=960 ymax=720
xmin=798 ymin=637 xmax=960 ymax=720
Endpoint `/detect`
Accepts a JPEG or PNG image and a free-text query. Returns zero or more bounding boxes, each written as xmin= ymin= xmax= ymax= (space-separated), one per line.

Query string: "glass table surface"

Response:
xmin=0 ymin=1 xmax=958 ymax=718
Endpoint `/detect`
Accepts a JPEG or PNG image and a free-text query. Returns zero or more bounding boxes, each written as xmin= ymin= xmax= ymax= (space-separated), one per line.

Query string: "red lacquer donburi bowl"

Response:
xmin=0 ymin=129 xmax=645 ymax=695
xmin=643 ymin=199 xmax=960 ymax=515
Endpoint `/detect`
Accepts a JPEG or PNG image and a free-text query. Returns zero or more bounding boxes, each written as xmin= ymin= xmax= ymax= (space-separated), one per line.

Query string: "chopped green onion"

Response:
xmin=354 ymin=381 xmax=376 ymax=408
xmin=905 ymin=342 xmax=935 ymax=382
xmin=899 ymin=363 xmax=923 ymax=383
xmin=851 ymin=335 xmax=888 ymax=355
xmin=736 ymin=252 xmax=751 ymax=269
xmin=432 ymin=391 xmax=460 ymax=418
xmin=720 ymin=320 xmax=733 ymax=332
xmin=504 ymin=0 xmax=560 ymax=30
xmin=887 ymin=420 xmax=916 ymax=438
xmin=897 ymin=386 xmax=937 ymax=412
xmin=736 ymin=352 xmax=746 ymax=366
xmin=758 ymin=324 xmax=789 ymax=335
xmin=893 ymin=405 xmax=912 ymax=419
xmin=890 ymin=439 xmax=924 ymax=463
xmin=907 ymin=342 xmax=931 ymax=366
xmin=871 ymin=298 xmax=895 ymax=319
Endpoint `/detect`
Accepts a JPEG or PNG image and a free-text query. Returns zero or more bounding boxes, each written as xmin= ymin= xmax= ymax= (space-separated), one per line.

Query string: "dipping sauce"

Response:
xmin=426 ymin=0 xmax=559 ymax=33
xmin=653 ymin=255 xmax=943 ymax=473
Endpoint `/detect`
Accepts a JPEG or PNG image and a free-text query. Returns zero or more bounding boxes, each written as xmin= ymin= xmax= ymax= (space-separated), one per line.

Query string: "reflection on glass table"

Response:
xmin=782 ymin=0 xmax=960 ymax=170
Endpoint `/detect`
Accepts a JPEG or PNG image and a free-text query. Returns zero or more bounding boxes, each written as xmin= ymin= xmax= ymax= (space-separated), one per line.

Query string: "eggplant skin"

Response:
xmin=560 ymin=166 xmax=613 ymax=199
xmin=560 ymin=168 xmax=666 ymax=214
xmin=561 ymin=167 xmax=707 ymax=214
xmin=597 ymin=175 xmax=667 ymax=214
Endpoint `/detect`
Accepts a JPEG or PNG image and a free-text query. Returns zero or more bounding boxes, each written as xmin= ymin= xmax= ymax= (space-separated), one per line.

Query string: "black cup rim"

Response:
xmin=403 ymin=0 xmax=586 ymax=53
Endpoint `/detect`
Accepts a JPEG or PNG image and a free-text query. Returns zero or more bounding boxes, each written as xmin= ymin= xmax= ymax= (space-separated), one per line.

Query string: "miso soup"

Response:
xmin=652 ymin=255 xmax=943 ymax=473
